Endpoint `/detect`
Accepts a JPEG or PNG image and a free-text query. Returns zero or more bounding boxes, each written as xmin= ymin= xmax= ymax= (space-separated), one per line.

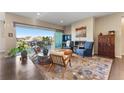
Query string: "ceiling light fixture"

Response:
xmin=60 ymin=20 xmax=63 ymax=23
xmin=37 ymin=12 xmax=40 ymax=16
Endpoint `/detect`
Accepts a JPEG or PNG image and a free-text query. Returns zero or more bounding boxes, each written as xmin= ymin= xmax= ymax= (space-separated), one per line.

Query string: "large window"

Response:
xmin=16 ymin=25 xmax=55 ymax=50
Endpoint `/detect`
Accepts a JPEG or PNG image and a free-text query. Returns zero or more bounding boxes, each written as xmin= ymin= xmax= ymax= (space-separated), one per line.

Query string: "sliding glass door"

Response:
xmin=16 ymin=24 xmax=63 ymax=51
xmin=55 ymin=31 xmax=63 ymax=48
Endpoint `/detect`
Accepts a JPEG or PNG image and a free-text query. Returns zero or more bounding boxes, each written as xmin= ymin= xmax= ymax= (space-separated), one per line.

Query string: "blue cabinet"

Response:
xmin=62 ymin=35 xmax=71 ymax=42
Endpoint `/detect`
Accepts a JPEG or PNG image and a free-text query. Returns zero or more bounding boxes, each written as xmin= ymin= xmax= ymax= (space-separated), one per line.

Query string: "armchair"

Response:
xmin=75 ymin=41 xmax=94 ymax=57
xmin=48 ymin=53 xmax=71 ymax=72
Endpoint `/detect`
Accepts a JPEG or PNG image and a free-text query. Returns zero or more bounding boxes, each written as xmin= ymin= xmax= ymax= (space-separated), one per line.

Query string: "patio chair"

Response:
xmin=64 ymin=49 xmax=72 ymax=67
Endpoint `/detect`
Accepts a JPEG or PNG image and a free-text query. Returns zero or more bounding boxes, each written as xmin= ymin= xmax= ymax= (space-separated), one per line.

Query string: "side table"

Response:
xmin=38 ymin=56 xmax=51 ymax=65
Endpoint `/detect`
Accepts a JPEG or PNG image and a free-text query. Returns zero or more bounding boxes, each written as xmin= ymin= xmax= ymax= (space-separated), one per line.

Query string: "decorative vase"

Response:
xmin=21 ymin=50 xmax=27 ymax=62
xmin=43 ymin=47 xmax=48 ymax=56
xmin=99 ymin=33 xmax=103 ymax=36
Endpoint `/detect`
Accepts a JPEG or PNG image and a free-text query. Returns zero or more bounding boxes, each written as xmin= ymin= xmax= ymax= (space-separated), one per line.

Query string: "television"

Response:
xmin=75 ymin=41 xmax=85 ymax=46
xmin=75 ymin=41 xmax=79 ymax=46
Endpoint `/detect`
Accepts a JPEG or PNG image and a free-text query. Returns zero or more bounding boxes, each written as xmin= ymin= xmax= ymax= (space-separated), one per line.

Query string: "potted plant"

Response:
xmin=42 ymin=37 xmax=49 ymax=56
xmin=43 ymin=46 xmax=48 ymax=56
xmin=43 ymin=41 xmax=48 ymax=56
xmin=8 ymin=48 xmax=19 ymax=57
xmin=18 ymin=40 xmax=29 ymax=62
xmin=8 ymin=40 xmax=29 ymax=62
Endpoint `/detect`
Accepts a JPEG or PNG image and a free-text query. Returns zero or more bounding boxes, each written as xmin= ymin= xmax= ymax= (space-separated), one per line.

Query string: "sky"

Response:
xmin=16 ymin=26 xmax=55 ymax=38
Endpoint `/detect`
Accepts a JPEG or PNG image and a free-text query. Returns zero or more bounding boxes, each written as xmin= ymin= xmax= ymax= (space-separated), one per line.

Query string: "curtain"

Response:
xmin=55 ymin=31 xmax=63 ymax=48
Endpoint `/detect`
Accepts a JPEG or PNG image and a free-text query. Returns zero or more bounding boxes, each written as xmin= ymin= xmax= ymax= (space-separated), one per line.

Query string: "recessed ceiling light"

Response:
xmin=37 ymin=12 xmax=40 ymax=16
xmin=60 ymin=20 xmax=63 ymax=23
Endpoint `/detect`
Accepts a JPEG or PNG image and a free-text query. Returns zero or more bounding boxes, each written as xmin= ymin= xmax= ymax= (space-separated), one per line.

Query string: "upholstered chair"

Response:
xmin=75 ymin=41 xmax=94 ymax=57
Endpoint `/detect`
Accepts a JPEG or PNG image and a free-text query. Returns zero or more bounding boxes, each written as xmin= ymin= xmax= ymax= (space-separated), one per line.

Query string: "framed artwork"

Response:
xmin=75 ymin=26 xmax=86 ymax=37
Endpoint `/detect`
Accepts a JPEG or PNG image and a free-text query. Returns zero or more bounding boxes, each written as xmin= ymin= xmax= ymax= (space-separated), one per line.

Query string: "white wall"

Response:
xmin=64 ymin=17 xmax=95 ymax=54
xmin=95 ymin=13 xmax=124 ymax=58
xmin=0 ymin=13 xmax=5 ymax=52
xmin=64 ymin=25 xmax=71 ymax=35
xmin=71 ymin=17 xmax=94 ymax=42
xmin=121 ymin=17 xmax=124 ymax=55
xmin=4 ymin=13 xmax=64 ymax=53
xmin=64 ymin=13 xmax=124 ymax=58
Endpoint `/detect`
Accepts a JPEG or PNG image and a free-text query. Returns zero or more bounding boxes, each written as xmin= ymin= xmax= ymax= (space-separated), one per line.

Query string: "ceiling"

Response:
xmin=11 ymin=12 xmax=113 ymax=26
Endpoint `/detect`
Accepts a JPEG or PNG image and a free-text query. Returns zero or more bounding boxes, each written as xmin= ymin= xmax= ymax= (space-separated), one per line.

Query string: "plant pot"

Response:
xmin=21 ymin=50 xmax=27 ymax=62
xmin=43 ymin=48 xmax=48 ymax=56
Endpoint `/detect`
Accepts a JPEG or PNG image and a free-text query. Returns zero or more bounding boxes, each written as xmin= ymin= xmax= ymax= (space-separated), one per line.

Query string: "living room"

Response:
xmin=0 ymin=12 xmax=124 ymax=80
xmin=1 ymin=0 xmax=124 ymax=92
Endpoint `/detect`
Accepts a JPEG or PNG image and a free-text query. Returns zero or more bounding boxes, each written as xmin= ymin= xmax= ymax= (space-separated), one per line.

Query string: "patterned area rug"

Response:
xmin=34 ymin=54 xmax=113 ymax=80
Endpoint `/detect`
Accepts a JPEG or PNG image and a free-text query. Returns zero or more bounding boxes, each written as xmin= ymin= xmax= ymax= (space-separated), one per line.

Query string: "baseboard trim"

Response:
xmin=115 ymin=56 xmax=122 ymax=58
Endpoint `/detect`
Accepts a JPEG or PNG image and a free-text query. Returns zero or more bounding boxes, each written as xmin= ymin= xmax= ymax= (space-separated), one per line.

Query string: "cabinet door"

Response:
xmin=109 ymin=36 xmax=115 ymax=58
xmin=98 ymin=36 xmax=103 ymax=55
xmin=105 ymin=36 xmax=115 ymax=58
xmin=103 ymin=36 xmax=108 ymax=56
xmin=98 ymin=35 xmax=115 ymax=58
